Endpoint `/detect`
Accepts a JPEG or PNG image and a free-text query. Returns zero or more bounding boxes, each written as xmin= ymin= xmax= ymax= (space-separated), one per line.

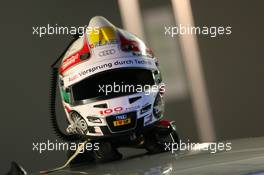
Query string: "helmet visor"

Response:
xmin=70 ymin=68 xmax=155 ymax=104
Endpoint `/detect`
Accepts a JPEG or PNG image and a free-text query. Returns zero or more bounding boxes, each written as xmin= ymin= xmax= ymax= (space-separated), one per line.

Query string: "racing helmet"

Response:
xmin=59 ymin=16 xmax=165 ymax=136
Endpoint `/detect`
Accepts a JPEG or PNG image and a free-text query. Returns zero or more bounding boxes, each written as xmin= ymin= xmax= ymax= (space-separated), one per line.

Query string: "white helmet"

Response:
xmin=59 ymin=16 xmax=165 ymax=137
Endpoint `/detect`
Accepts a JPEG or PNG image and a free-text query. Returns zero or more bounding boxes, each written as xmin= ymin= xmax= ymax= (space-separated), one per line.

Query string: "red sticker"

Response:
xmin=60 ymin=41 xmax=90 ymax=74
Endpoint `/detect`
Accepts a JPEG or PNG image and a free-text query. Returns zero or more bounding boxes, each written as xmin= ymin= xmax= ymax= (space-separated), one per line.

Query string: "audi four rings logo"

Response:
xmin=98 ymin=49 xmax=116 ymax=57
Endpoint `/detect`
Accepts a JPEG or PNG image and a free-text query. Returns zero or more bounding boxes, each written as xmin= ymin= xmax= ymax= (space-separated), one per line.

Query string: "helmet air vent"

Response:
xmin=93 ymin=103 xmax=108 ymax=108
xmin=129 ymin=96 xmax=142 ymax=104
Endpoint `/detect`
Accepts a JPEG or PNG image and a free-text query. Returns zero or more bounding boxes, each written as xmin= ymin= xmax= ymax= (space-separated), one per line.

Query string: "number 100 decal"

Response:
xmin=99 ymin=107 xmax=123 ymax=115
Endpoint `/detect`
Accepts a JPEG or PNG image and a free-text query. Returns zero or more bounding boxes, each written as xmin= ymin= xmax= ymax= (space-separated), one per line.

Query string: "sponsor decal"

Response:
xmin=89 ymin=26 xmax=118 ymax=48
xmin=68 ymin=74 xmax=78 ymax=82
xmin=60 ymin=41 xmax=91 ymax=74
xmin=113 ymin=118 xmax=131 ymax=126
xmin=99 ymin=107 xmax=123 ymax=115
xmin=98 ymin=49 xmax=116 ymax=57
xmin=113 ymin=114 xmax=131 ymax=126
xmin=90 ymin=40 xmax=118 ymax=48
xmin=61 ymin=53 xmax=79 ymax=71
xmin=76 ymin=59 xmax=153 ymax=80
xmin=64 ymin=57 xmax=156 ymax=87
xmin=115 ymin=114 xmax=127 ymax=120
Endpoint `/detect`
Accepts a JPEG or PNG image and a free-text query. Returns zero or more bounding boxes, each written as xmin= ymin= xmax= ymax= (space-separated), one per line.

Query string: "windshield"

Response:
xmin=71 ymin=68 xmax=155 ymax=103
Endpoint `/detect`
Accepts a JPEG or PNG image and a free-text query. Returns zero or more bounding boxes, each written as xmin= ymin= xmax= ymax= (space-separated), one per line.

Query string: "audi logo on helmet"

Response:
xmin=98 ymin=49 xmax=116 ymax=57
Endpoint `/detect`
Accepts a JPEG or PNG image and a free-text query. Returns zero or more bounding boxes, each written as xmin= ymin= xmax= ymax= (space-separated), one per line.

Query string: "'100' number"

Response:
xmin=99 ymin=107 xmax=123 ymax=115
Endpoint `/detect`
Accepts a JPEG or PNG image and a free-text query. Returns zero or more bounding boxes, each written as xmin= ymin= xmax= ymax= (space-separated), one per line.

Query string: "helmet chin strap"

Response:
xmin=39 ymin=140 xmax=88 ymax=174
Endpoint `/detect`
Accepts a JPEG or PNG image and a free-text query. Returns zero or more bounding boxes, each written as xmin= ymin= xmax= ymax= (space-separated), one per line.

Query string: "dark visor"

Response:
xmin=71 ymin=68 xmax=154 ymax=102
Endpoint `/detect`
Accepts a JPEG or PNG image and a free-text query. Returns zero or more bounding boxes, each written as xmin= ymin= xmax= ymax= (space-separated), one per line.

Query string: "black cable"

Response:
xmin=49 ymin=35 xmax=86 ymax=142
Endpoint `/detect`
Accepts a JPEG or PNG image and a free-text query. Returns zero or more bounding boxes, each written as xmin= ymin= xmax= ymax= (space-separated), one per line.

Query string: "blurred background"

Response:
xmin=0 ymin=0 xmax=263 ymax=173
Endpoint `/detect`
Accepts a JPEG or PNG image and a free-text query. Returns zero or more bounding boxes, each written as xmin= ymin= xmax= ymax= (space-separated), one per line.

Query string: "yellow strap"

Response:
xmin=39 ymin=140 xmax=88 ymax=174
